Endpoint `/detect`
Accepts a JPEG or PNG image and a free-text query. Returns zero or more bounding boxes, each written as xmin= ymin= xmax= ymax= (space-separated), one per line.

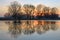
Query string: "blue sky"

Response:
xmin=0 ymin=0 xmax=60 ymax=7
xmin=0 ymin=0 xmax=60 ymax=16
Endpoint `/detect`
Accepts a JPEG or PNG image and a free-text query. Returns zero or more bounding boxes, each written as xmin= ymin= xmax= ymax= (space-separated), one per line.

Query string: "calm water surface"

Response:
xmin=0 ymin=20 xmax=60 ymax=40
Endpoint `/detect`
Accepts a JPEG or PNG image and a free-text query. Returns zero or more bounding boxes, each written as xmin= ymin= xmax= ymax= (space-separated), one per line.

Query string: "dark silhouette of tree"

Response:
xmin=4 ymin=2 xmax=59 ymax=20
xmin=36 ymin=4 xmax=45 ymax=19
xmin=51 ymin=7 xmax=58 ymax=14
xmin=23 ymin=4 xmax=35 ymax=19
xmin=8 ymin=1 xmax=21 ymax=19
xmin=50 ymin=7 xmax=58 ymax=19
xmin=43 ymin=7 xmax=50 ymax=18
xmin=36 ymin=4 xmax=45 ymax=15
xmin=4 ymin=13 xmax=10 ymax=17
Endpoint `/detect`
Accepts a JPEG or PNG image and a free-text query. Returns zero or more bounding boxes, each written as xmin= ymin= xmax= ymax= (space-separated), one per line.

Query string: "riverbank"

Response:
xmin=0 ymin=17 xmax=60 ymax=20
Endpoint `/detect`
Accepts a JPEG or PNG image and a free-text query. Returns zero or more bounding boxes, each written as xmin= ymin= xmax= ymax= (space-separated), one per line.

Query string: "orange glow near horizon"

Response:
xmin=0 ymin=6 xmax=60 ymax=16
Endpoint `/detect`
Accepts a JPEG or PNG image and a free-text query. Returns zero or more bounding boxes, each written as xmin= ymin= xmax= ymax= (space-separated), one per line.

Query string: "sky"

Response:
xmin=0 ymin=0 xmax=60 ymax=16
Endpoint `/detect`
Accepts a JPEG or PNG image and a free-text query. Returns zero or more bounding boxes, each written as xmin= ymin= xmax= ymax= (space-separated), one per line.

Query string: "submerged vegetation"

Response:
xmin=4 ymin=1 xmax=59 ymax=20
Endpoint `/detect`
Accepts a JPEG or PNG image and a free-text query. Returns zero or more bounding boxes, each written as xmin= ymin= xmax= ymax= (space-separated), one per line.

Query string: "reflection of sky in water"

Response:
xmin=0 ymin=20 xmax=60 ymax=40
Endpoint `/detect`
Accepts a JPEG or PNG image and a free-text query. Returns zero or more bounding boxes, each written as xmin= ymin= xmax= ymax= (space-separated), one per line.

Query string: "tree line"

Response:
xmin=4 ymin=1 xmax=59 ymax=20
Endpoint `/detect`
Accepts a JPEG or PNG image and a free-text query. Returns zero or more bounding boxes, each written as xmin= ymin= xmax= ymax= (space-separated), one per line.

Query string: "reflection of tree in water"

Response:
xmin=5 ymin=20 xmax=58 ymax=37
xmin=35 ymin=21 xmax=50 ymax=34
xmin=34 ymin=20 xmax=58 ymax=34
xmin=22 ymin=20 xmax=35 ymax=35
xmin=8 ymin=21 xmax=22 ymax=38
xmin=23 ymin=28 xmax=35 ymax=35
xmin=50 ymin=21 xmax=58 ymax=30
xmin=42 ymin=21 xmax=51 ymax=31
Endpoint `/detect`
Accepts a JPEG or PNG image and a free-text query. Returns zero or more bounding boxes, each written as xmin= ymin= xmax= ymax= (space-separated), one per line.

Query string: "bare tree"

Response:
xmin=8 ymin=1 xmax=21 ymax=19
xmin=23 ymin=4 xmax=35 ymax=19
xmin=39 ymin=6 xmax=51 ymax=18
xmin=36 ymin=4 xmax=45 ymax=12
xmin=51 ymin=7 xmax=58 ymax=14
xmin=23 ymin=4 xmax=35 ymax=15
xmin=43 ymin=7 xmax=50 ymax=14
xmin=50 ymin=7 xmax=58 ymax=18
xmin=36 ymin=4 xmax=45 ymax=16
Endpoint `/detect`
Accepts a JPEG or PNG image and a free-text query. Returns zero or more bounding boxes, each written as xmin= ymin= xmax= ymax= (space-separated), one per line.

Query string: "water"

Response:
xmin=0 ymin=20 xmax=60 ymax=40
